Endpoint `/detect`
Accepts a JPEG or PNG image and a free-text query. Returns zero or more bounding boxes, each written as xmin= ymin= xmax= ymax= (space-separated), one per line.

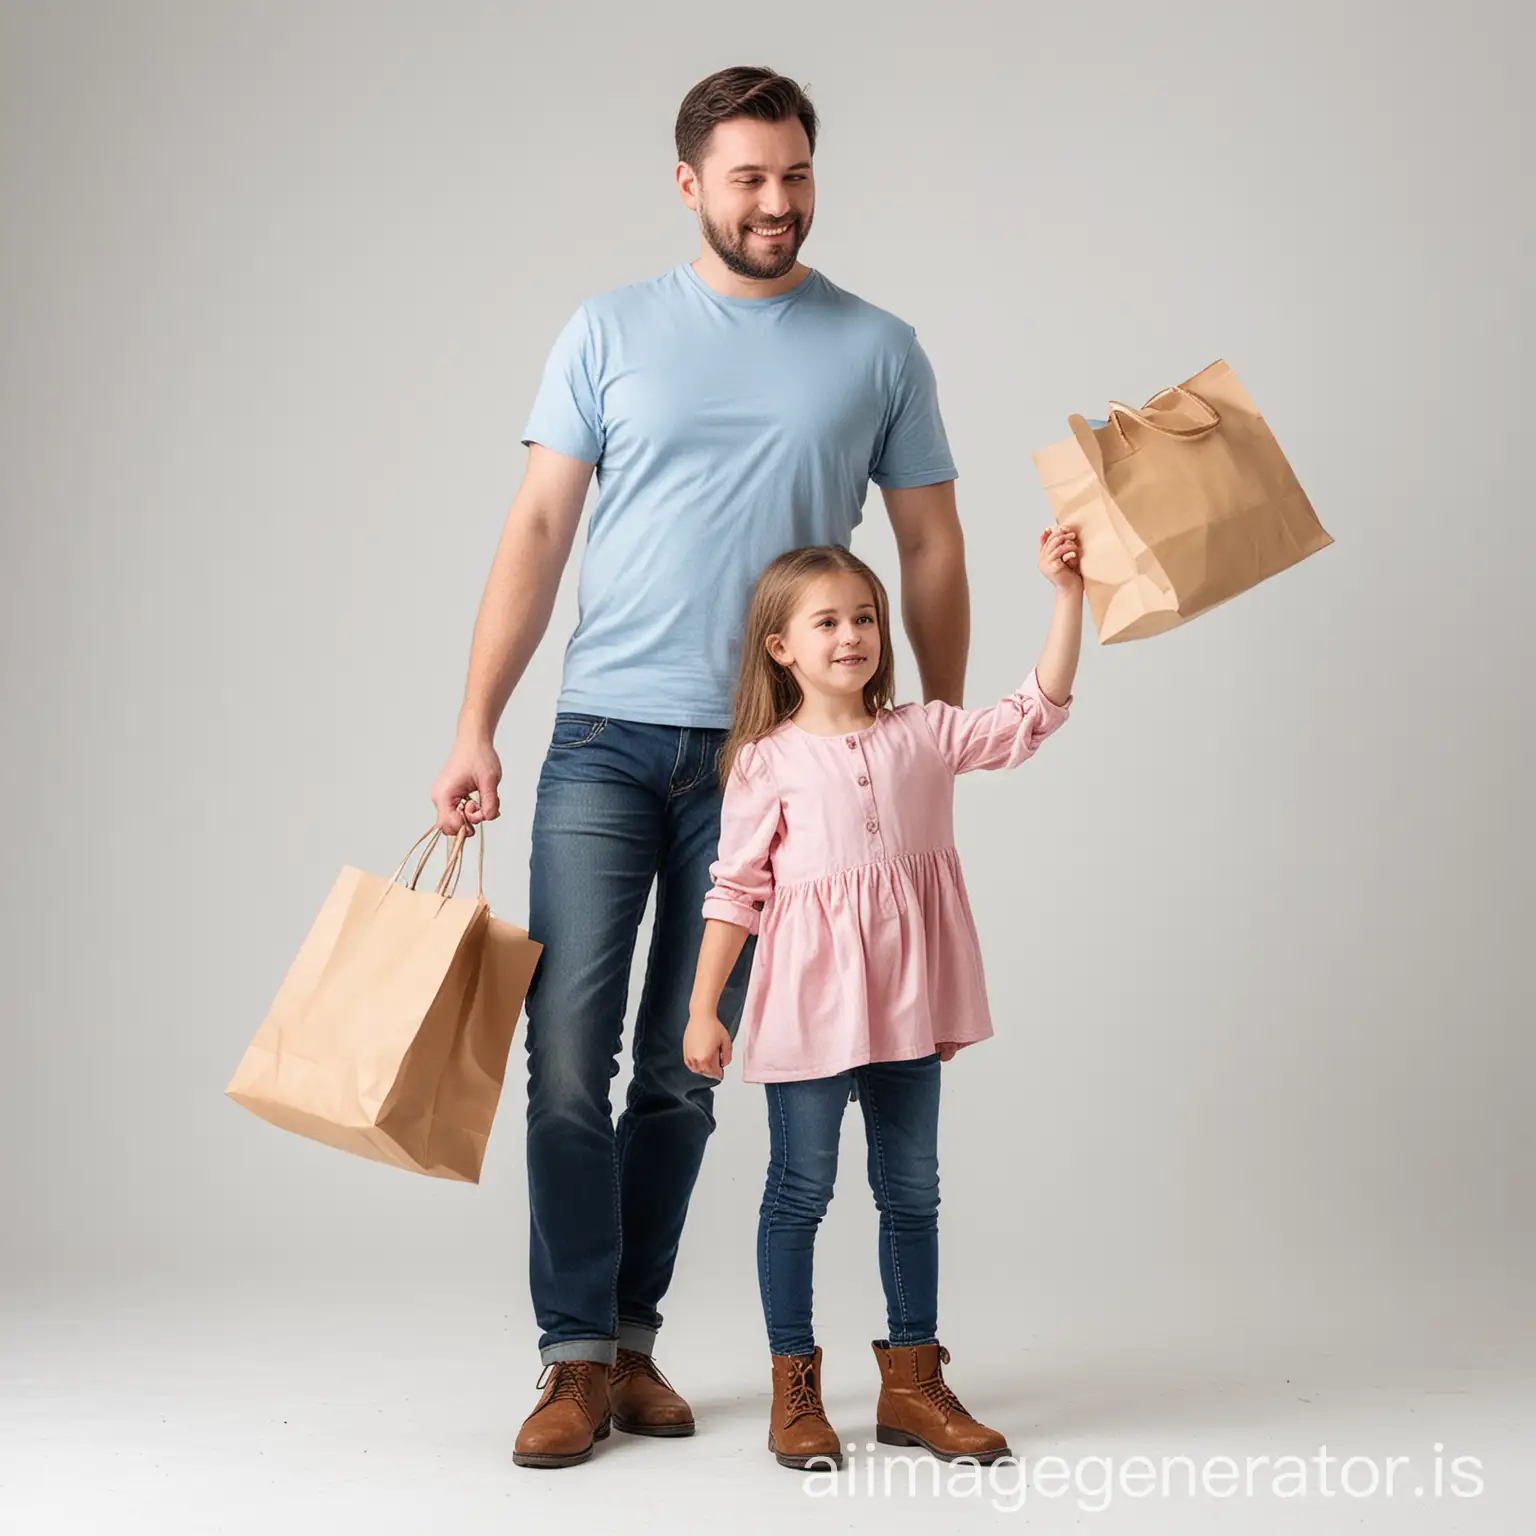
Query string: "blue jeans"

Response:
xmin=758 ymin=1055 xmax=942 ymax=1357
xmin=524 ymin=714 xmax=756 ymax=1366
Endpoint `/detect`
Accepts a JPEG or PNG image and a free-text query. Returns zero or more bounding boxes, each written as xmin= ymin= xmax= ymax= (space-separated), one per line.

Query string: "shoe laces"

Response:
xmin=610 ymin=1349 xmax=675 ymax=1392
xmin=783 ymin=1355 xmax=830 ymax=1425
xmin=918 ymin=1346 xmax=969 ymax=1419
xmin=536 ymin=1361 xmax=594 ymax=1411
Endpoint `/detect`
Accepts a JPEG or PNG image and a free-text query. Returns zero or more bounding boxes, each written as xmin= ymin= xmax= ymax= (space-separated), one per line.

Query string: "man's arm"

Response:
xmin=882 ymin=479 xmax=970 ymax=707
xmin=430 ymin=444 xmax=594 ymax=833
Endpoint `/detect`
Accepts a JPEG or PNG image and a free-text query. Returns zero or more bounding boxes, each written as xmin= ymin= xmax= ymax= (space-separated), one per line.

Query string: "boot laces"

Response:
xmin=536 ymin=1361 xmax=593 ymax=1411
xmin=611 ymin=1349 xmax=675 ymax=1392
xmin=783 ymin=1356 xmax=829 ymax=1425
xmin=919 ymin=1346 xmax=968 ymax=1419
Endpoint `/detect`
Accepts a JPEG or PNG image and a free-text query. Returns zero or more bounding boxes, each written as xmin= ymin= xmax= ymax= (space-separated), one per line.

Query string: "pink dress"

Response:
xmin=701 ymin=669 xmax=1071 ymax=1082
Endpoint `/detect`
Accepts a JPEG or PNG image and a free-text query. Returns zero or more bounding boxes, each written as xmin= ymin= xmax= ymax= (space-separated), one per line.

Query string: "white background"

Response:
xmin=2 ymin=0 xmax=1531 ymax=1529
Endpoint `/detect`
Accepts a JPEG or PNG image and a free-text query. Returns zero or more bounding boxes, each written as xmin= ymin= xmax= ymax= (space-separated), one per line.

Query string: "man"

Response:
xmin=430 ymin=65 xmax=971 ymax=1469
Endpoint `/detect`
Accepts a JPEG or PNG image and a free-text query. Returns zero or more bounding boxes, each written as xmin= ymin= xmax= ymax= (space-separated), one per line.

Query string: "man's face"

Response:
xmin=682 ymin=117 xmax=816 ymax=280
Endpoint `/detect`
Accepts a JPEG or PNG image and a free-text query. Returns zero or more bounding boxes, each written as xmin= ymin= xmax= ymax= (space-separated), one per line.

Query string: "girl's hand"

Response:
xmin=937 ymin=1043 xmax=959 ymax=1063
xmin=1038 ymin=526 xmax=1083 ymax=593
xmin=683 ymin=1012 xmax=733 ymax=1080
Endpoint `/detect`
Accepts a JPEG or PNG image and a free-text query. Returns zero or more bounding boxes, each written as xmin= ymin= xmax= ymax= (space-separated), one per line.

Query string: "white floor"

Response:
xmin=4 ymin=1278 xmax=1533 ymax=1535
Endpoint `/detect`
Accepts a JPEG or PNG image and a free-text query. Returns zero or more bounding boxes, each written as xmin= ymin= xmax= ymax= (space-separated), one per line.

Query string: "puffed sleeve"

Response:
xmin=700 ymin=741 xmax=782 ymax=934
xmin=920 ymin=668 xmax=1071 ymax=775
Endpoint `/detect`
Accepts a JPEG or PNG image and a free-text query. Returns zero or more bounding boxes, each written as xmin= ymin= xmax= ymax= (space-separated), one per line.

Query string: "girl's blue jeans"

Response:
xmin=758 ymin=1054 xmax=942 ymax=1357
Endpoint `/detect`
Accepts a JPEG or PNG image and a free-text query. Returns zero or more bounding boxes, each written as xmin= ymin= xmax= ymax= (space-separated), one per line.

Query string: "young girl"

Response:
xmin=684 ymin=529 xmax=1083 ymax=1470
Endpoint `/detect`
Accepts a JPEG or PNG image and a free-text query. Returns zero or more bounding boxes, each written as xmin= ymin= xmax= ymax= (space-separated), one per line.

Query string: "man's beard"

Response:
xmin=699 ymin=203 xmax=812 ymax=280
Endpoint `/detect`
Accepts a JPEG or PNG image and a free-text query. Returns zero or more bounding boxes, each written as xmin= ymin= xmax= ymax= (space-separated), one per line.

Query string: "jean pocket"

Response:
xmin=549 ymin=714 xmax=609 ymax=750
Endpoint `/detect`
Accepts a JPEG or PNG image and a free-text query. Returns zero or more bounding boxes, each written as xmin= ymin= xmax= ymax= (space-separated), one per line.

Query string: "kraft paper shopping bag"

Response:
xmin=1032 ymin=360 xmax=1332 ymax=642
xmin=226 ymin=824 xmax=540 ymax=1182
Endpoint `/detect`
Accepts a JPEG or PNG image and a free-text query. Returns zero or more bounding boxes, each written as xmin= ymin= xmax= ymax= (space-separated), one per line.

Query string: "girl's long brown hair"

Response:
xmin=718 ymin=545 xmax=896 ymax=788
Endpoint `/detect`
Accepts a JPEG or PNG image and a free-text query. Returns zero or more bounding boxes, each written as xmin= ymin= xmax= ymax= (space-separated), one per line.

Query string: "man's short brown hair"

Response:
xmin=674 ymin=67 xmax=819 ymax=170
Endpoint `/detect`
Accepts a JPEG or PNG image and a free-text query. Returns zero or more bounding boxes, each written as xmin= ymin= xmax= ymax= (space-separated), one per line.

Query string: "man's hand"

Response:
xmin=431 ymin=734 xmax=502 ymax=836
xmin=683 ymin=1012 xmax=733 ymax=1080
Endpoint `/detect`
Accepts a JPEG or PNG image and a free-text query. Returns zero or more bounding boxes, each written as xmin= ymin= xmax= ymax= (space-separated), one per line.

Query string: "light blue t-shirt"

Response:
xmin=520 ymin=263 xmax=957 ymax=729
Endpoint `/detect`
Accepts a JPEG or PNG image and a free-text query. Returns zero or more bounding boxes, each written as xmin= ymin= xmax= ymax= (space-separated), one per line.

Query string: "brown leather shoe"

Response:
xmin=768 ymin=1347 xmax=844 ymax=1470
xmin=871 ymin=1341 xmax=1010 ymax=1464
xmin=513 ymin=1361 xmax=611 ymax=1469
xmin=609 ymin=1348 xmax=696 ymax=1437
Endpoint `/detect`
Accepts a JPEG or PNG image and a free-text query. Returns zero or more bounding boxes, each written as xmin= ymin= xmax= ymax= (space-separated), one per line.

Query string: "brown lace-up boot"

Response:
xmin=513 ymin=1361 xmax=611 ymax=1469
xmin=609 ymin=1348 xmax=696 ymax=1437
xmin=768 ymin=1347 xmax=844 ymax=1470
xmin=871 ymin=1341 xmax=1010 ymax=1463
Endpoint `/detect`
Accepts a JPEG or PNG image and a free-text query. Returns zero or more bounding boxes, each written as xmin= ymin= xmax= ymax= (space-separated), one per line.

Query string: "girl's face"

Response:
xmin=766 ymin=571 xmax=881 ymax=702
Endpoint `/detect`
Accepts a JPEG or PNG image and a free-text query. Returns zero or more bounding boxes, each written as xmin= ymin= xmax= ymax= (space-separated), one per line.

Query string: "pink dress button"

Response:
xmin=845 ymin=736 xmax=856 ymax=748
xmin=866 ymin=819 xmax=878 ymax=833
xmin=857 ymin=775 xmax=869 ymax=786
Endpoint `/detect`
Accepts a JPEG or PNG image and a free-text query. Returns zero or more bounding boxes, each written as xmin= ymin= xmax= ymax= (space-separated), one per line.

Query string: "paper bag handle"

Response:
xmin=1107 ymin=386 xmax=1221 ymax=440
xmin=388 ymin=825 xmax=441 ymax=888
xmin=386 ymin=802 xmax=486 ymax=903
xmin=434 ymin=816 xmax=485 ymax=901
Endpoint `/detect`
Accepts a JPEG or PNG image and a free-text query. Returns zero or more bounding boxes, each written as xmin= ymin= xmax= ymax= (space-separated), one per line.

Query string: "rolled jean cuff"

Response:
xmin=540 ymin=1337 xmax=617 ymax=1367
xmin=616 ymin=1321 xmax=658 ymax=1356
xmin=880 ymin=1333 xmax=940 ymax=1349
xmin=768 ymin=1335 xmax=817 ymax=1358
